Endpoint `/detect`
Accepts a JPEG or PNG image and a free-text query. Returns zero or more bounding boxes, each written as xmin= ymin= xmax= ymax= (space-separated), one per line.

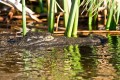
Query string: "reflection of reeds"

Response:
xmin=64 ymin=45 xmax=84 ymax=79
xmin=115 ymin=36 xmax=120 ymax=74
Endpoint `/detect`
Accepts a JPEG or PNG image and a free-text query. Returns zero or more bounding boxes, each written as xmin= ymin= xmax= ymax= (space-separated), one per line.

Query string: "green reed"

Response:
xmin=106 ymin=0 xmax=115 ymax=30
xmin=65 ymin=0 xmax=79 ymax=37
xmin=48 ymin=0 xmax=55 ymax=33
xmin=116 ymin=2 xmax=120 ymax=25
xmin=63 ymin=0 xmax=69 ymax=28
xmin=38 ymin=0 xmax=44 ymax=13
xmin=43 ymin=0 xmax=120 ymax=36
xmin=72 ymin=0 xmax=80 ymax=37
xmin=22 ymin=0 xmax=27 ymax=36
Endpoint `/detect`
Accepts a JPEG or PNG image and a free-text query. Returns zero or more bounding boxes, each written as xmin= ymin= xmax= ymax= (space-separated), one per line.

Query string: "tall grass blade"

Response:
xmin=22 ymin=0 xmax=27 ymax=36
xmin=65 ymin=0 xmax=78 ymax=37
xmin=72 ymin=0 xmax=80 ymax=37
xmin=63 ymin=0 xmax=70 ymax=28
xmin=106 ymin=0 xmax=115 ymax=30
xmin=38 ymin=0 xmax=44 ymax=13
xmin=48 ymin=0 xmax=55 ymax=33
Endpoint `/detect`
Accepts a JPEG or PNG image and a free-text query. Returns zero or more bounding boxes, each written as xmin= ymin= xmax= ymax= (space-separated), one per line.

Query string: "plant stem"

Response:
xmin=72 ymin=0 xmax=80 ymax=37
xmin=38 ymin=0 xmax=44 ymax=13
xmin=65 ymin=0 xmax=78 ymax=37
xmin=106 ymin=1 xmax=114 ymax=30
xmin=48 ymin=0 xmax=55 ymax=33
xmin=63 ymin=0 xmax=70 ymax=28
xmin=88 ymin=2 xmax=93 ymax=31
xmin=22 ymin=0 xmax=27 ymax=36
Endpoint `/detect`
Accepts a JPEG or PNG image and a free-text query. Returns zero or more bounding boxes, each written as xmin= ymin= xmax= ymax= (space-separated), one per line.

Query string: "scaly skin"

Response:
xmin=0 ymin=32 xmax=107 ymax=48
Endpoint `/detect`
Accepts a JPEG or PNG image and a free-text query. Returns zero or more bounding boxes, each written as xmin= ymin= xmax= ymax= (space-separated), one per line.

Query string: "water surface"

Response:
xmin=0 ymin=36 xmax=120 ymax=80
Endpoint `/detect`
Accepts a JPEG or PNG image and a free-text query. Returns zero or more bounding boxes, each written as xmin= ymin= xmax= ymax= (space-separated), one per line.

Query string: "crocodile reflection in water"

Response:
xmin=1 ymin=31 xmax=107 ymax=48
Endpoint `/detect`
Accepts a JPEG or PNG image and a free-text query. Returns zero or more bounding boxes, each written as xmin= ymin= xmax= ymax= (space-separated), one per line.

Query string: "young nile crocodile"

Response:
xmin=0 ymin=31 xmax=107 ymax=48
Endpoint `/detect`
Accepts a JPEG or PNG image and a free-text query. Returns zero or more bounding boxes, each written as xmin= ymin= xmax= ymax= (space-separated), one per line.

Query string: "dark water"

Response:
xmin=0 ymin=36 xmax=120 ymax=80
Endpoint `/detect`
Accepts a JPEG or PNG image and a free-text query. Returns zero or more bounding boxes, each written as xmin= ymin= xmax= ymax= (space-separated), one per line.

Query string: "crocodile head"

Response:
xmin=18 ymin=32 xmax=55 ymax=46
xmin=0 ymin=32 xmax=107 ymax=48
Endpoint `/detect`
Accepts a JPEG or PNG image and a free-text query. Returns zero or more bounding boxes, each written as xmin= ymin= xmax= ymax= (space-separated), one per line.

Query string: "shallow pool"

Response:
xmin=0 ymin=36 xmax=120 ymax=80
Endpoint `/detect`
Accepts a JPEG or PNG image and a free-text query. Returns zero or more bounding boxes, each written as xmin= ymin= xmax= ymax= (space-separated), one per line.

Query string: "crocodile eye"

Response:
xmin=31 ymin=36 xmax=37 ymax=39
xmin=39 ymin=36 xmax=43 ymax=38
xmin=44 ymin=36 xmax=54 ymax=41
xmin=27 ymin=38 xmax=31 ymax=41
